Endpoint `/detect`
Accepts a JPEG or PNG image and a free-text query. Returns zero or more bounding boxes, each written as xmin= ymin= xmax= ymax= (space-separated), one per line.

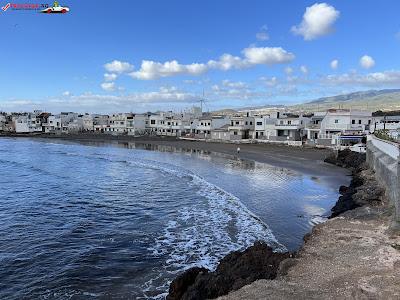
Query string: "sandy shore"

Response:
xmin=0 ymin=133 xmax=349 ymax=186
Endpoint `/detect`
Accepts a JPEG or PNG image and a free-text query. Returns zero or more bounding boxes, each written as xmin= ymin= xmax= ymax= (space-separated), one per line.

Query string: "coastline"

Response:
xmin=3 ymin=134 xmax=386 ymax=299
xmin=183 ymin=149 xmax=400 ymax=300
xmin=0 ymin=133 xmax=349 ymax=184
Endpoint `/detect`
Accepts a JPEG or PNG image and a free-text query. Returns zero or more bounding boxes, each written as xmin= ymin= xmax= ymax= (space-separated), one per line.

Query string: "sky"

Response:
xmin=1 ymin=0 xmax=400 ymax=113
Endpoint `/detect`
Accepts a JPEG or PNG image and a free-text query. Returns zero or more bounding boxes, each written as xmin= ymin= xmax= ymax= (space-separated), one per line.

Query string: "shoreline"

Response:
xmin=167 ymin=150 xmax=400 ymax=299
xmin=0 ymin=133 xmax=350 ymax=187
xmin=2 ymin=133 xmax=374 ymax=299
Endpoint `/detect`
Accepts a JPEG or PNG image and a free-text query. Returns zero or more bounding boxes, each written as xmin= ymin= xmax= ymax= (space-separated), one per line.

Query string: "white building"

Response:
xmin=227 ymin=114 xmax=254 ymax=140
xmin=14 ymin=111 xmax=43 ymax=133
xmin=105 ymin=113 xmax=146 ymax=135
xmin=306 ymin=109 xmax=372 ymax=147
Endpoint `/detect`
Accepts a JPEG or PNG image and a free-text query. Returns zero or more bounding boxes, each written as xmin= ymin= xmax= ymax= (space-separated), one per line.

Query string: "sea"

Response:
xmin=0 ymin=137 xmax=349 ymax=299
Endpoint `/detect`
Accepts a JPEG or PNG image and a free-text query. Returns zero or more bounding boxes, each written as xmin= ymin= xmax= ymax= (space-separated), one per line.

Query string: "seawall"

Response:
xmin=367 ymin=135 xmax=400 ymax=230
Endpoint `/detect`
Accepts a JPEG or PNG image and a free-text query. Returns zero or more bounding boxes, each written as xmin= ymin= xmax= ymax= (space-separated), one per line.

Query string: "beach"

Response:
xmin=1 ymin=133 xmax=349 ymax=180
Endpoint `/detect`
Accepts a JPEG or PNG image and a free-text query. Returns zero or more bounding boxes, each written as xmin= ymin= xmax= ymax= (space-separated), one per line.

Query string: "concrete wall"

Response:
xmin=366 ymin=135 xmax=400 ymax=230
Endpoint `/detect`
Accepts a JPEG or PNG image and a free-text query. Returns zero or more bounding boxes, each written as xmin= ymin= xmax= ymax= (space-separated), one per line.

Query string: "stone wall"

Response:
xmin=366 ymin=135 xmax=400 ymax=230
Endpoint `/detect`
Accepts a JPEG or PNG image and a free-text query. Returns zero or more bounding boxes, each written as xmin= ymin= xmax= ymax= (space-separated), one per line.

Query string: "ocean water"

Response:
xmin=0 ymin=138 xmax=348 ymax=299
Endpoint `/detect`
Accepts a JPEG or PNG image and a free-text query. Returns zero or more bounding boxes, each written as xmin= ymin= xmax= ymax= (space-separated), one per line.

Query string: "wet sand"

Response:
xmin=1 ymin=134 xmax=349 ymax=184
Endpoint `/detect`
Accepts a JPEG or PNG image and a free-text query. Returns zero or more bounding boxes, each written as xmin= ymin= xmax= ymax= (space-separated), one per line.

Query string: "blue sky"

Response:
xmin=1 ymin=0 xmax=400 ymax=113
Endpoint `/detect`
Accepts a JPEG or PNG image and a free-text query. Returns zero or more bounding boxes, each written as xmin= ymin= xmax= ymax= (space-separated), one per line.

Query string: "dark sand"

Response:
xmin=1 ymin=133 xmax=348 ymax=180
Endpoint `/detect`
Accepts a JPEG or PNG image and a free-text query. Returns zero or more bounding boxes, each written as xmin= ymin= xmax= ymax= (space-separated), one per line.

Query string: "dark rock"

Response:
xmin=166 ymin=242 xmax=290 ymax=300
xmin=167 ymin=267 xmax=209 ymax=300
xmin=327 ymin=150 xmax=385 ymax=218
xmin=339 ymin=185 xmax=348 ymax=195
xmin=324 ymin=149 xmax=366 ymax=170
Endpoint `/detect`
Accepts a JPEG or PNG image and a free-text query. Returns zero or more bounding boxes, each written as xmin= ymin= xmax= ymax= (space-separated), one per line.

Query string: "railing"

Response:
xmin=369 ymin=134 xmax=399 ymax=160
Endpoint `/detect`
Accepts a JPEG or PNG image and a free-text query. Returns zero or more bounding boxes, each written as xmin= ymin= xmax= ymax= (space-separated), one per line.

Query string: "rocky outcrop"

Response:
xmin=168 ymin=150 xmax=387 ymax=300
xmin=166 ymin=242 xmax=290 ymax=300
xmin=324 ymin=149 xmax=385 ymax=218
xmin=324 ymin=149 xmax=366 ymax=170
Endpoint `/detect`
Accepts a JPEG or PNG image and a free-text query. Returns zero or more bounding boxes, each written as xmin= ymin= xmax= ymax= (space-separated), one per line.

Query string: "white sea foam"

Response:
xmin=126 ymin=157 xmax=286 ymax=298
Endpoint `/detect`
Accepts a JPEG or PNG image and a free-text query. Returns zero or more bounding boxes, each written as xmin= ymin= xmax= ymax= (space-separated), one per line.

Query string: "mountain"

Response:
xmin=291 ymin=89 xmax=400 ymax=112
xmin=308 ymin=89 xmax=400 ymax=104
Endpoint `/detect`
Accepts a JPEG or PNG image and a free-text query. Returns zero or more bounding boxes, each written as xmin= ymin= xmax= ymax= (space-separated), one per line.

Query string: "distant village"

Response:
xmin=1 ymin=107 xmax=399 ymax=149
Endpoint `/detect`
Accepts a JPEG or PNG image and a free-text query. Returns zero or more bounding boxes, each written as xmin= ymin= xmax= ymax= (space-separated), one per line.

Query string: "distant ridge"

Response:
xmin=212 ymin=89 xmax=400 ymax=114
xmin=308 ymin=89 xmax=400 ymax=104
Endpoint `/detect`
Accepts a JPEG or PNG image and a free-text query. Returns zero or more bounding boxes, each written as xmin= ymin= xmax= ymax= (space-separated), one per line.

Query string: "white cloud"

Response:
xmin=260 ymin=76 xmax=278 ymax=87
xmin=330 ymin=59 xmax=339 ymax=70
xmin=128 ymin=46 xmax=294 ymax=80
xmin=360 ymin=55 xmax=375 ymax=69
xmin=256 ymin=25 xmax=269 ymax=41
xmin=291 ymin=3 xmax=340 ymax=40
xmin=101 ymin=82 xmax=116 ymax=91
xmin=104 ymin=73 xmax=118 ymax=82
xmin=222 ymin=79 xmax=248 ymax=89
xmin=284 ymin=66 xmax=294 ymax=75
xmin=104 ymin=60 xmax=134 ymax=73
xmin=2 ymin=88 xmax=200 ymax=113
xmin=242 ymin=47 xmax=295 ymax=65
xmin=322 ymin=70 xmax=400 ymax=86
xmin=62 ymin=91 xmax=71 ymax=97
xmin=300 ymin=65 xmax=308 ymax=74
xmin=207 ymin=53 xmax=248 ymax=70
xmin=129 ymin=60 xmax=208 ymax=80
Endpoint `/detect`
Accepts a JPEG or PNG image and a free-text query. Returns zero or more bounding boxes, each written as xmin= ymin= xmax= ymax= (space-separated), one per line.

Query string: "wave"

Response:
xmin=122 ymin=157 xmax=285 ymax=298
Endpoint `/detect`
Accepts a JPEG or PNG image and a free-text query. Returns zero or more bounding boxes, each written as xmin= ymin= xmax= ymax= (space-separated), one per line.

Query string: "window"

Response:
xmin=334 ymin=119 xmax=339 ymax=123
xmin=368 ymin=120 xmax=371 ymax=125
xmin=256 ymin=122 xmax=262 ymax=126
xmin=358 ymin=120 xmax=361 ymax=124
xmin=288 ymin=120 xmax=291 ymax=125
xmin=245 ymin=121 xmax=248 ymax=125
xmin=250 ymin=122 xmax=253 ymax=125
xmin=233 ymin=131 xmax=238 ymax=135
xmin=150 ymin=120 xmax=156 ymax=125
xmin=280 ymin=120 xmax=283 ymax=125
xmin=352 ymin=120 xmax=355 ymax=124
xmin=235 ymin=121 xmax=239 ymax=125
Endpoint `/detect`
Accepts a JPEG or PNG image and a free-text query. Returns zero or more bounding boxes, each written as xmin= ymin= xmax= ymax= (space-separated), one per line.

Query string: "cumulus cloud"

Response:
xmin=256 ymin=25 xmax=269 ymax=41
xmin=322 ymin=70 xmax=400 ymax=86
xmin=330 ymin=59 xmax=339 ymax=70
xmin=300 ymin=65 xmax=309 ymax=74
xmin=360 ymin=55 xmax=375 ymax=69
xmin=104 ymin=60 xmax=134 ymax=73
xmin=104 ymin=73 xmax=118 ymax=82
xmin=291 ymin=3 xmax=340 ymax=40
xmin=242 ymin=47 xmax=295 ymax=65
xmin=129 ymin=60 xmax=208 ymax=80
xmin=207 ymin=53 xmax=249 ymax=70
xmin=128 ymin=47 xmax=294 ymax=80
xmin=101 ymin=82 xmax=116 ymax=91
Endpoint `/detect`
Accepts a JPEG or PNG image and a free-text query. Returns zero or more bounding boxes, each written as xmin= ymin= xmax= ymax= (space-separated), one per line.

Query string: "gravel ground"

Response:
xmin=218 ymin=206 xmax=400 ymax=300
